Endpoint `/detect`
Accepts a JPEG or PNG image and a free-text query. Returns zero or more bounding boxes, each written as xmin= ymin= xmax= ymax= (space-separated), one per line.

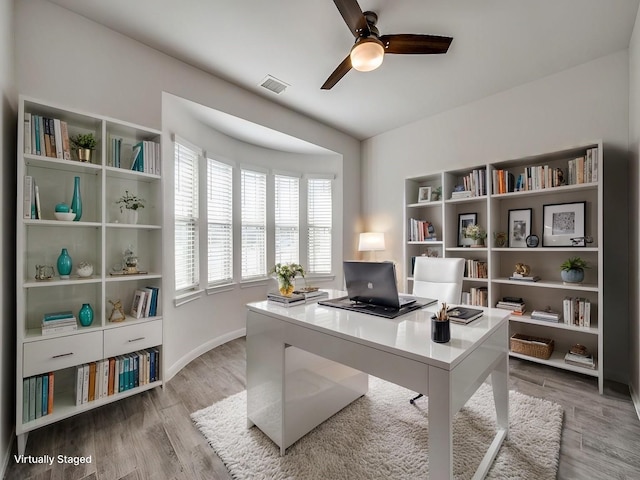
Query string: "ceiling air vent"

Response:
xmin=259 ymin=75 xmax=289 ymax=95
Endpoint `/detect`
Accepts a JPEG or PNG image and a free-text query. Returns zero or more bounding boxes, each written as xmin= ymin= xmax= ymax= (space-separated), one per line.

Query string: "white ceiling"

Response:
xmin=48 ymin=0 xmax=640 ymax=140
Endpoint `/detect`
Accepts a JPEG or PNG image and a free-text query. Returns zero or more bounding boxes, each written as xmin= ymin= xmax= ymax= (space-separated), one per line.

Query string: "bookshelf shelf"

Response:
xmin=509 ymin=351 xmax=598 ymax=377
xmin=16 ymin=95 xmax=164 ymax=454
xmin=403 ymin=140 xmax=604 ymax=392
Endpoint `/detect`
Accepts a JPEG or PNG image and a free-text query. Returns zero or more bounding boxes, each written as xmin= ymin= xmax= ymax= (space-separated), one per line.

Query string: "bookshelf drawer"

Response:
xmin=104 ymin=320 xmax=162 ymax=358
xmin=23 ymin=331 xmax=103 ymax=377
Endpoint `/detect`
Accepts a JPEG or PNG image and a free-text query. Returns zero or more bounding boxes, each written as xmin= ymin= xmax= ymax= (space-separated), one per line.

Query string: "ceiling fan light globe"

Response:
xmin=350 ymin=38 xmax=384 ymax=72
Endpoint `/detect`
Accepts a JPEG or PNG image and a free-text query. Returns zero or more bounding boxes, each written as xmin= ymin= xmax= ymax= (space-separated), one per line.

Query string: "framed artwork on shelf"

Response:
xmin=508 ymin=208 xmax=532 ymax=248
xmin=542 ymin=201 xmax=586 ymax=247
xmin=458 ymin=212 xmax=477 ymax=247
xmin=418 ymin=186 xmax=432 ymax=203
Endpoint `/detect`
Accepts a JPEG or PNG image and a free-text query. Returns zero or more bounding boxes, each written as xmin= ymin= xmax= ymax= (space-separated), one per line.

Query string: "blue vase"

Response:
xmin=57 ymin=248 xmax=72 ymax=279
xmin=71 ymin=176 xmax=82 ymax=221
xmin=78 ymin=303 xmax=94 ymax=327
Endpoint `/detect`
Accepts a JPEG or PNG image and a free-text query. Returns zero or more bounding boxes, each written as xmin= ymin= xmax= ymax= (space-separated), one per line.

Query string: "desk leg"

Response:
xmin=491 ymin=354 xmax=509 ymax=438
xmin=428 ymin=367 xmax=452 ymax=479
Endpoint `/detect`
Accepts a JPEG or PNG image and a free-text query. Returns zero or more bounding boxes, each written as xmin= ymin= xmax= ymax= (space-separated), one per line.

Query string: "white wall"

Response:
xmin=161 ymin=95 xmax=344 ymax=376
xmin=15 ymin=0 xmax=360 ymax=378
xmin=628 ymin=6 xmax=640 ymax=411
xmin=0 ymin=0 xmax=16 ymax=473
xmin=362 ymin=51 xmax=630 ymax=383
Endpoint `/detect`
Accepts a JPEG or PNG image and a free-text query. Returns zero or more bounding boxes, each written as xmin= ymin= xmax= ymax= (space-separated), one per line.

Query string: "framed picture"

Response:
xmin=508 ymin=208 xmax=532 ymax=248
xmin=542 ymin=201 xmax=586 ymax=247
xmin=458 ymin=212 xmax=477 ymax=247
xmin=418 ymin=186 xmax=432 ymax=203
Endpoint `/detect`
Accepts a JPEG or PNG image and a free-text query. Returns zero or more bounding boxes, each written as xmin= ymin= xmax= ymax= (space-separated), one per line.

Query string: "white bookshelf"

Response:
xmin=16 ymin=95 xmax=164 ymax=453
xmin=403 ymin=141 xmax=604 ymax=392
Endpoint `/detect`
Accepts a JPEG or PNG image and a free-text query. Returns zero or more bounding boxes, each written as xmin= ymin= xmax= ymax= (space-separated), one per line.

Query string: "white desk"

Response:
xmin=246 ymin=297 xmax=510 ymax=479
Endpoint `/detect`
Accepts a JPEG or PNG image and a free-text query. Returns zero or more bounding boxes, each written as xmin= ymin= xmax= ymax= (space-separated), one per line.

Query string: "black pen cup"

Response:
xmin=431 ymin=316 xmax=451 ymax=343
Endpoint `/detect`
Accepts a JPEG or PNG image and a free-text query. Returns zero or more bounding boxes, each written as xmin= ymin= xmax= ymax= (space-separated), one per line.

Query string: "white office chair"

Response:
xmin=409 ymin=256 xmax=465 ymax=404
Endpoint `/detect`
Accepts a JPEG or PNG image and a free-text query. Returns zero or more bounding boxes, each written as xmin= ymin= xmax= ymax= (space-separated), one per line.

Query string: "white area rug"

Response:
xmin=192 ymin=377 xmax=563 ymax=480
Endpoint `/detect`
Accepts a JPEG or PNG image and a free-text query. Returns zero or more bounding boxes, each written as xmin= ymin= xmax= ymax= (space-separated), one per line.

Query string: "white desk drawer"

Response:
xmin=104 ymin=320 xmax=162 ymax=358
xmin=23 ymin=331 xmax=103 ymax=377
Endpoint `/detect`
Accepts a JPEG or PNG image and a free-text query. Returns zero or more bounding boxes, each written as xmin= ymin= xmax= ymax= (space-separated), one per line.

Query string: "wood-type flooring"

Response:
xmin=5 ymin=337 xmax=640 ymax=479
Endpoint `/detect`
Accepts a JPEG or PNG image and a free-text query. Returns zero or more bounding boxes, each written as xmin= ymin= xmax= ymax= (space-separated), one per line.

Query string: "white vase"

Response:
xmin=122 ymin=209 xmax=139 ymax=224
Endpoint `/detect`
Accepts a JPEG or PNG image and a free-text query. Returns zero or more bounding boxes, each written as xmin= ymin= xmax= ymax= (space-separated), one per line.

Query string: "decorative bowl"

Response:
xmin=54 ymin=212 xmax=76 ymax=221
xmin=76 ymin=261 xmax=94 ymax=278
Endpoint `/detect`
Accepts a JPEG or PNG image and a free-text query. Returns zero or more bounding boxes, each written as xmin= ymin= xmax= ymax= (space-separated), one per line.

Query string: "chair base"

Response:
xmin=409 ymin=393 xmax=423 ymax=404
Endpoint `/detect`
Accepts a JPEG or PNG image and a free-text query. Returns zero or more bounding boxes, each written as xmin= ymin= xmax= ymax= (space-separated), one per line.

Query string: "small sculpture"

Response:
xmin=108 ymin=299 xmax=126 ymax=322
xmin=514 ymin=263 xmax=531 ymax=276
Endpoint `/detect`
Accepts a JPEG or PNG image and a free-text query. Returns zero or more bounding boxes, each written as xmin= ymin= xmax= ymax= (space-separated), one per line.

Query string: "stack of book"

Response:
xmin=564 ymin=351 xmax=596 ymax=369
xmin=563 ymin=297 xmax=591 ymax=327
xmin=293 ymin=289 xmax=329 ymax=302
xmin=509 ymin=272 xmax=540 ymax=282
xmin=531 ymin=309 xmax=561 ymax=323
xmin=495 ymin=297 xmax=526 ymax=315
xmin=267 ymin=292 xmax=306 ymax=307
xmin=42 ymin=311 xmax=77 ymax=335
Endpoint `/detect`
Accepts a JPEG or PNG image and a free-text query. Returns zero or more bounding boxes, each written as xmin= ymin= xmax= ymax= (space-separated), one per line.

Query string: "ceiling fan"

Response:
xmin=322 ymin=0 xmax=453 ymax=90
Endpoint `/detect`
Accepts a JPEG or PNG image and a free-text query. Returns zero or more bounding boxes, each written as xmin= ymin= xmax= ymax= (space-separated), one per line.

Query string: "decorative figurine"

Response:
xmin=108 ymin=299 xmax=126 ymax=322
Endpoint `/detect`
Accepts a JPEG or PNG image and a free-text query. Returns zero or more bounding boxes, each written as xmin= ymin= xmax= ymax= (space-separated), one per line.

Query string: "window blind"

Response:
xmin=241 ymin=168 xmax=266 ymax=279
xmin=207 ymin=158 xmax=233 ymax=285
xmin=307 ymin=178 xmax=332 ymax=274
xmin=274 ymin=174 xmax=299 ymax=265
xmin=174 ymin=141 xmax=200 ymax=292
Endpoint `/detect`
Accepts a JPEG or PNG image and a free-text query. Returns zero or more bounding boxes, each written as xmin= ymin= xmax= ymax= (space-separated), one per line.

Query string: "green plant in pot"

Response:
xmin=70 ymin=133 xmax=97 ymax=162
xmin=560 ymin=257 xmax=589 ymax=284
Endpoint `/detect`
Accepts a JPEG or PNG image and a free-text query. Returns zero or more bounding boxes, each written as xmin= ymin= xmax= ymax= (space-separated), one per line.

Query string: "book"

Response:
xmin=38 ymin=116 xmax=45 ymax=158
xmin=142 ymin=287 xmax=154 ymax=317
xmin=24 ymin=112 xmax=31 ymax=154
xmin=41 ymin=323 xmax=77 ymax=335
xmin=102 ymin=359 xmax=109 ymax=399
xmin=34 ymin=184 xmax=42 ymax=220
xmin=53 ymin=118 xmax=63 ymax=159
xmin=43 ymin=310 xmax=75 ymax=321
xmin=509 ymin=275 xmax=540 ymax=282
xmin=131 ymin=290 xmax=146 ymax=318
xmin=22 ymin=378 xmax=29 ymax=423
xmin=29 ymin=377 xmax=36 ymax=421
xmin=82 ymin=364 xmax=90 ymax=404
xmin=35 ymin=375 xmax=42 ymax=419
xmin=108 ymin=358 xmax=115 ymax=395
xmin=47 ymin=372 xmax=54 ymax=414
xmin=41 ymin=374 xmax=48 ymax=417
xmin=75 ymin=365 xmax=84 ymax=406
xmin=446 ymin=306 xmax=484 ymax=324
xmin=293 ymin=289 xmax=329 ymax=301
xmin=531 ymin=310 xmax=561 ymax=322
xmin=564 ymin=352 xmax=596 ymax=369
xmin=267 ymin=292 xmax=305 ymax=304
xmin=23 ymin=175 xmax=33 ymax=219
xmin=60 ymin=121 xmax=71 ymax=160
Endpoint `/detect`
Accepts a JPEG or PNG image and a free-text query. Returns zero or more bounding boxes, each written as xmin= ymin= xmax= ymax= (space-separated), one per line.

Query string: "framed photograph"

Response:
xmin=542 ymin=201 xmax=586 ymax=247
xmin=508 ymin=208 xmax=532 ymax=248
xmin=418 ymin=186 xmax=432 ymax=203
xmin=458 ymin=212 xmax=477 ymax=247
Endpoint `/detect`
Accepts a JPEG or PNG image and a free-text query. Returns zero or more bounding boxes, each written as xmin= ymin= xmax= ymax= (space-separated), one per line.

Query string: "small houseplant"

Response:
xmin=70 ymin=133 xmax=97 ymax=162
xmin=464 ymin=224 xmax=487 ymax=247
xmin=270 ymin=262 xmax=305 ymax=296
xmin=116 ymin=191 xmax=145 ymax=224
xmin=560 ymin=257 xmax=589 ymax=284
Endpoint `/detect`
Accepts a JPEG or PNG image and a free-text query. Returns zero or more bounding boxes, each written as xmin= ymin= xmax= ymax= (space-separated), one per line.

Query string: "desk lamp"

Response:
xmin=358 ymin=232 xmax=385 ymax=261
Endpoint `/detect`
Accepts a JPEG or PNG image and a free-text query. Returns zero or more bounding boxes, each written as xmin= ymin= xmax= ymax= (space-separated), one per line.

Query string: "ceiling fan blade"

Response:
xmin=321 ymin=55 xmax=352 ymax=90
xmin=379 ymin=34 xmax=453 ymax=55
xmin=332 ymin=0 xmax=370 ymax=37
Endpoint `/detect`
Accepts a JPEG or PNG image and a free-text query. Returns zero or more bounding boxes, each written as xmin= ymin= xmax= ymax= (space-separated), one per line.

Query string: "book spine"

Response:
xmin=34 ymin=184 xmax=42 ymax=220
xmin=53 ymin=119 xmax=63 ymax=159
xmin=35 ymin=375 xmax=42 ymax=419
xmin=119 ymin=356 xmax=125 ymax=392
xmin=41 ymin=374 xmax=48 ymax=417
xmin=33 ymin=114 xmax=41 ymax=155
xmin=28 ymin=377 xmax=36 ymax=421
xmin=38 ymin=116 xmax=45 ymax=158
xmin=82 ymin=364 xmax=90 ymax=404
xmin=23 ymin=175 xmax=33 ymax=219
xmin=47 ymin=372 xmax=54 ymax=414
xmin=60 ymin=121 xmax=71 ymax=160
xmin=24 ymin=112 xmax=32 ymax=154
xmin=108 ymin=358 xmax=115 ymax=395
xmin=22 ymin=378 xmax=29 ymax=423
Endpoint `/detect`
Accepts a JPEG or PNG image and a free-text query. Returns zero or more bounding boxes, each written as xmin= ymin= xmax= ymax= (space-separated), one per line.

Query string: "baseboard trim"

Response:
xmin=165 ymin=328 xmax=246 ymax=382
xmin=630 ymin=383 xmax=640 ymax=421
xmin=1 ymin=428 xmax=15 ymax=479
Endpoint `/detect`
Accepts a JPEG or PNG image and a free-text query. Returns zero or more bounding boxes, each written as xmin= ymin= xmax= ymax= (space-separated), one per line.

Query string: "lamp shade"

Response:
xmin=358 ymin=232 xmax=385 ymax=252
xmin=350 ymin=38 xmax=384 ymax=72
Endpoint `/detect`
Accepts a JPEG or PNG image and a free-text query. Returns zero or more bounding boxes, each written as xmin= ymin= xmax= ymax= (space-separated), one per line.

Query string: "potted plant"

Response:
xmin=270 ymin=262 xmax=305 ymax=296
xmin=116 ymin=190 xmax=145 ymax=224
xmin=70 ymin=133 xmax=97 ymax=162
xmin=560 ymin=257 xmax=589 ymax=284
xmin=464 ymin=224 xmax=487 ymax=247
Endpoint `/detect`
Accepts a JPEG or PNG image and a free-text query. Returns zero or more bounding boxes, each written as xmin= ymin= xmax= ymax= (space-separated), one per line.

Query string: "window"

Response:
xmin=207 ymin=158 xmax=233 ymax=285
xmin=174 ymin=140 xmax=200 ymax=292
xmin=274 ymin=174 xmax=299 ymax=265
xmin=307 ymin=177 xmax=332 ymax=274
xmin=241 ymin=168 xmax=267 ymax=279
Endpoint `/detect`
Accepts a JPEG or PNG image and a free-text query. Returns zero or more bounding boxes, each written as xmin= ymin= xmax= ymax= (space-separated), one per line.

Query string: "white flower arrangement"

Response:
xmin=464 ymin=224 xmax=487 ymax=240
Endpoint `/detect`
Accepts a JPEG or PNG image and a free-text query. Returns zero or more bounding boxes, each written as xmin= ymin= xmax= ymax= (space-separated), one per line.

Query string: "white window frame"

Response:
xmin=207 ymin=156 xmax=234 ymax=287
xmin=274 ymin=172 xmax=300 ymax=265
xmin=240 ymin=166 xmax=268 ymax=281
xmin=306 ymin=175 xmax=334 ymax=275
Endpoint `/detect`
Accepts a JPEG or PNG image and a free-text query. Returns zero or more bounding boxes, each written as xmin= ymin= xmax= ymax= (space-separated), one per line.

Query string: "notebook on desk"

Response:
xmin=318 ymin=261 xmax=437 ymax=319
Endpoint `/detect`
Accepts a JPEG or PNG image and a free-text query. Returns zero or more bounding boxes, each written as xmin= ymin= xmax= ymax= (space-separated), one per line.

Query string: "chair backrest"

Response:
xmin=412 ymin=257 xmax=465 ymax=304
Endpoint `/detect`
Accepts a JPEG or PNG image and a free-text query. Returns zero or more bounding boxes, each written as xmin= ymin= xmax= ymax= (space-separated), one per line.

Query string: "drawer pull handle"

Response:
xmin=128 ymin=337 xmax=145 ymax=343
xmin=52 ymin=352 xmax=74 ymax=359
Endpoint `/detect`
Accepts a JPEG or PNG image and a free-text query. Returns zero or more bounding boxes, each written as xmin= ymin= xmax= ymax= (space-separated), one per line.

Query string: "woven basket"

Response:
xmin=510 ymin=333 xmax=554 ymax=359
